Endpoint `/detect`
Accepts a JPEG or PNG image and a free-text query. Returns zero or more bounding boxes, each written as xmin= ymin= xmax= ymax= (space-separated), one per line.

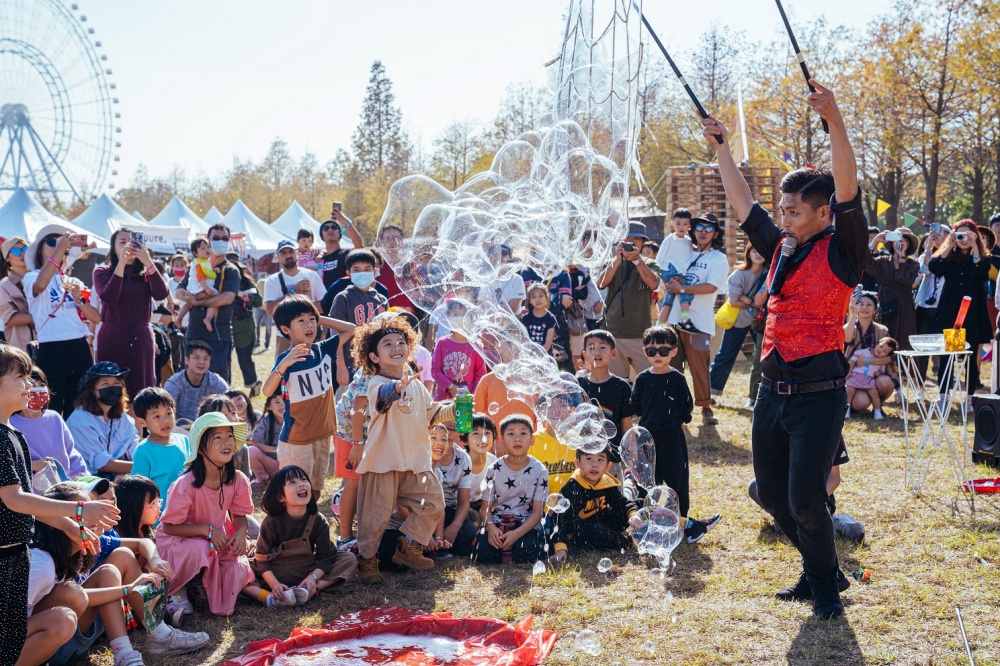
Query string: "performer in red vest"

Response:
xmin=703 ymin=81 xmax=867 ymax=619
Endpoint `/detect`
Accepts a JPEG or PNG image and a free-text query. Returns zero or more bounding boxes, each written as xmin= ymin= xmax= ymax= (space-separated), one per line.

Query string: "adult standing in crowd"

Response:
xmin=318 ymin=206 xmax=365 ymax=290
xmin=374 ymin=222 xmax=414 ymax=311
xmin=23 ymin=227 xmax=101 ymax=417
xmin=93 ymin=229 xmax=170 ymax=401
xmin=842 ymin=292 xmax=893 ymax=413
xmin=930 ymin=219 xmax=992 ymax=395
xmin=167 ymin=252 xmax=190 ymax=371
xmin=229 ymin=255 xmax=263 ymax=395
xmin=914 ymin=229 xmax=947 ymax=380
xmin=709 ymin=244 xmax=769 ymax=399
xmin=174 ymin=223 xmax=240 ymax=383
xmin=596 ymin=220 xmax=661 ymax=378
xmin=0 ymin=237 xmax=35 ymax=352
xmin=866 ymin=228 xmax=920 ymax=350
xmin=264 ymin=239 xmax=325 ymax=356
xmin=661 ymin=214 xmax=729 ymax=425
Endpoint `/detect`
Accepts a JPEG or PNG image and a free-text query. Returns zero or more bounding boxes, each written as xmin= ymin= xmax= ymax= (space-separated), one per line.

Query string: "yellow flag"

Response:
xmin=876 ymin=199 xmax=891 ymax=217
xmin=765 ymin=169 xmax=771 ymax=177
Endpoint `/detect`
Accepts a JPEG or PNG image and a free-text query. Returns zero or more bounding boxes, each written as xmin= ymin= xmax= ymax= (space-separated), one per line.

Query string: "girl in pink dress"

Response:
xmin=846 ymin=337 xmax=898 ymax=421
xmin=157 ymin=412 xmax=255 ymax=618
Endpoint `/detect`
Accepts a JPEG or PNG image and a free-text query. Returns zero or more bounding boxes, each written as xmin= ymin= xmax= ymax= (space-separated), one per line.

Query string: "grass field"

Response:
xmin=71 ymin=346 xmax=1000 ymax=666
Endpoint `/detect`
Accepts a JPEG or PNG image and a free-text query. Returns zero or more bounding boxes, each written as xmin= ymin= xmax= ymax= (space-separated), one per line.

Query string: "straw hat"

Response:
xmin=185 ymin=411 xmax=247 ymax=465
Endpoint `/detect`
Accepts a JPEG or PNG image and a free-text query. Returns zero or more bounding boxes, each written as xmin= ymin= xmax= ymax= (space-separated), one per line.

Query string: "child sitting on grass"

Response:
xmin=351 ymin=316 xmax=454 ymax=583
xmin=630 ymin=325 xmax=721 ymax=544
xmin=427 ymin=423 xmax=476 ymax=558
xmin=462 ymin=413 xmax=497 ymax=525
xmin=474 ymin=415 xmax=549 ymax=564
xmin=550 ymin=445 xmax=639 ymax=562
xmin=253 ymin=465 xmax=357 ymax=607
xmin=131 ymin=387 xmax=190 ymax=515
xmin=113 ymin=475 xmax=160 ymax=538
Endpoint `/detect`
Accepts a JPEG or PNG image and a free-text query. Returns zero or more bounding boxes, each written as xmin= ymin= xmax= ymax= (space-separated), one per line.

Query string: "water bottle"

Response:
xmin=499 ymin=512 xmax=516 ymax=564
xmin=455 ymin=388 xmax=473 ymax=433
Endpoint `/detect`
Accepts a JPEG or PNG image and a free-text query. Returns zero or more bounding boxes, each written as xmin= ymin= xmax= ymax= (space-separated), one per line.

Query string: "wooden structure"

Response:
xmin=663 ymin=165 xmax=784 ymax=266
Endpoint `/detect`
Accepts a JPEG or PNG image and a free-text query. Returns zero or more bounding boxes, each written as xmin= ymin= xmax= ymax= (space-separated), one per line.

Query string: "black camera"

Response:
xmin=622 ymin=242 xmax=635 ymax=253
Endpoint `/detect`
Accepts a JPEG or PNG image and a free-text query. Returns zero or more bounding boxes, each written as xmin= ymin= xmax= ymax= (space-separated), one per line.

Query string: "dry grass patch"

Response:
xmin=70 ymin=352 xmax=1000 ymax=665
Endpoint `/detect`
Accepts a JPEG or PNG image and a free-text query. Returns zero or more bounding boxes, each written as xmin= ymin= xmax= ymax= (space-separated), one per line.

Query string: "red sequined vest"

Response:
xmin=761 ymin=235 xmax=853 ymax=362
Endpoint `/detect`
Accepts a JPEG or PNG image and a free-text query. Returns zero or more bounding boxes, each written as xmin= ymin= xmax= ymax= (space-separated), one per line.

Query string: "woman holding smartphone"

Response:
xmin=93 ymin=229 xmax=170 ymax=400
xmin=23 ymin=227 xmax=102 ymax=417
xmin=866 ymin=228 xmax=920 ymax=351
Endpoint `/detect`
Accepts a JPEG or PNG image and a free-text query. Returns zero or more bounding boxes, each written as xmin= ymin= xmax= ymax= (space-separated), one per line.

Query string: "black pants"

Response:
xmin=752 ymin=381 xmax=845 ymax=582
xmin=648 ymin=425 xmax=689 ymax=518
xmin=441 ymin=505 xmax=478 ymax=557
xmin=0 ymin=546 xmax=30 ymax=662
xmin=37 ymin=337 xmax=92 ymax=418
xmin=473 ymin=525 xmax=547 ymax=564
xmin=234 ymin=341 xmax=258 ymax=388
xmin=572 ymin=521 xmax=632 ymax=552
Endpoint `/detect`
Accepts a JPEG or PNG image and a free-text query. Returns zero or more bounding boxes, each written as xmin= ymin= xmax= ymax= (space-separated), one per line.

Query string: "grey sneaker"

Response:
xmin=269 ymin=588 xmax=297 ymax=607
xmin=144 ymin=627 xmax=211 ymax=656
xmin=292 ymin=586 xmax=310 ymax=605
xmin=113 ymin=649 xmax=145 ymax=666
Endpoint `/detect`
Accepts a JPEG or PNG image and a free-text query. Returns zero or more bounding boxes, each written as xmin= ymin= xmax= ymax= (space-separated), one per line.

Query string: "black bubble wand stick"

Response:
xmin=632 ymin=2 xmax=723 ymax=144
xmin=773 ymin=0 xmax=830 ymax=134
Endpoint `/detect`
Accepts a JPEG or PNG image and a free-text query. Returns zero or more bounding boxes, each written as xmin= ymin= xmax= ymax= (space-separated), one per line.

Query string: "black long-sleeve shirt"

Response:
xmin=740 ymin=188 xmax=870 ymax=383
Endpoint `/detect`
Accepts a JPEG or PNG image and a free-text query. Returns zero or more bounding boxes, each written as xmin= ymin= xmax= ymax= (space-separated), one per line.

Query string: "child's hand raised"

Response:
xmin=278 ymin=344 xmax=312 ymax=372
xmin=397 ymin=370 xmax=418 ymax=394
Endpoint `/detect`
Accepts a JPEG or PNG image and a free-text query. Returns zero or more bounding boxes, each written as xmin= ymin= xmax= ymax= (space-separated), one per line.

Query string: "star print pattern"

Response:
xmin=483 ymin=455 xmax=549 ymax=523
xmin=434 ymin=444 xmax=472 ymax=508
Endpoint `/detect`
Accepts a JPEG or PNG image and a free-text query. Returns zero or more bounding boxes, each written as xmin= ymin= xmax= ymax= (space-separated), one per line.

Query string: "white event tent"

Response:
xmin=203 ymin=206 xmax=224 ymax=225
xmin=132 ymin=211 xmax=147 ymax=223
xmin=71 ymin=193 xmax=190 ymax=255
xmin=272 ymin=201 xmax=321 ymax=239
xmin=0 ymin=188 xmax=108 ymax=248
xmin=218 ymin=199 xmax=290 ymax=258
xmin=149 ymin=196 xmax=210 ymax=238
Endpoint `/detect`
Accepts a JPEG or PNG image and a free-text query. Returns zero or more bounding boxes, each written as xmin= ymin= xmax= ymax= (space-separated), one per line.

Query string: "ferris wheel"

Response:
xmin=0 ymin=0 xmax=120 ymax=207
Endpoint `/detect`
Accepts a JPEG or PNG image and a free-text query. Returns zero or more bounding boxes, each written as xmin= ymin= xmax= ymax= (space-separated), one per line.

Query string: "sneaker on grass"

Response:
xmin=144 ymin=626 xmax=211 ymax=656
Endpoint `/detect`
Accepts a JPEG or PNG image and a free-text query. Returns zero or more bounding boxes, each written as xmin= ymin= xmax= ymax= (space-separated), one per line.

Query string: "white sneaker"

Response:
xmin=144 ymin=626 xmax=211 ymax=656
xmin=744 ymin=399 xmax=755 ymax=408
xmin=873 ymin=411 xmax=884 ymax=421
xmin=845 ymin=406 xmax=851 ymax=418
xmin=114 ymin=649 xmax=145 ymax=666
xmin=292 ymin=586 xmax=310 ymax=605
xmin=268 ymin=588 xmax=296 ymax=607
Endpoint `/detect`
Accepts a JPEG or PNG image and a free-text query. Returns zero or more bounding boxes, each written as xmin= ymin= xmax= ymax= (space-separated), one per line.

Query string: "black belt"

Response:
xmin=760 ymin=376 xmax=845 ymax=395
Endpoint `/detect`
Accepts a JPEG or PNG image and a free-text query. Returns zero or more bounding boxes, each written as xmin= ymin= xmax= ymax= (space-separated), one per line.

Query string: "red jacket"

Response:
xmin=761 ymin=235 xmax=854 ymax=363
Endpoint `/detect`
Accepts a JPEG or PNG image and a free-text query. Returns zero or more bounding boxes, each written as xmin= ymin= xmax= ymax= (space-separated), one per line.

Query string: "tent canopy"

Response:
xmin=203 ymin=206 xmax=224 ymax=225
xmin=0 ymin=188 xmax=107 ymax=247
xmin=272 ymin=201 xmax=320 ymax=239
xmin=218 ymin=199 xmax=290 ymax=258
xmin=72 ymin=194 xmax=189 ymax=255
xmin=149 ymin=196 xmax=209 ymax=235
xmin=132 ymin=211 xmax=147 ymax=222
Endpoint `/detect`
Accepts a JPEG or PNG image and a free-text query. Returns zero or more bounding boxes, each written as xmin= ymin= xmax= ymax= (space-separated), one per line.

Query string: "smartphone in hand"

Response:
xmin=69 ymin=234 xmax=89 ymax=248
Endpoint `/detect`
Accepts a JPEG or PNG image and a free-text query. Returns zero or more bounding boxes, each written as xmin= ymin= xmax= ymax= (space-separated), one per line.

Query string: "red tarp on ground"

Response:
xmin=220 ymin=606 xmax=557 ymax=666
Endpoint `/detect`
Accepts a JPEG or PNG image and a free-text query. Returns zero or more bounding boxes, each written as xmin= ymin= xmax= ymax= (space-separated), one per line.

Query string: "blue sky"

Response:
xmin=75 ymin=0 xmax=894 ymax=187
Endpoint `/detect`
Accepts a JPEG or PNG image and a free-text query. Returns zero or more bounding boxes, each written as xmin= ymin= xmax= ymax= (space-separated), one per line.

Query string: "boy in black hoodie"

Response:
xmin=549 ymin=445 xmax=638 ymax=561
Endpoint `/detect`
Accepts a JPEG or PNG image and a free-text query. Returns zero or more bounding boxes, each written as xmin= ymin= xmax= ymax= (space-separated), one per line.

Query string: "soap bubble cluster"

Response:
xmin=621 ymin=426 xmax=657 ymax=490
xmin=573 ymin=629 xmax=603 ymax=656
xmin=629 ymin=484 xmax=684 ymax=570
xmin=545 ymin=493 xmax=571 ymax=514
xmin=376 ymin=0 xmax=642 ymax=454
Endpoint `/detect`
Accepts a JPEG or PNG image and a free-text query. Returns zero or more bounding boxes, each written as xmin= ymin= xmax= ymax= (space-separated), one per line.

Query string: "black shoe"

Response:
xmin=812 ymin=576 xmax=845 ymax=619
xmin=776 ymin=569 xmax=850 ymax=602
xmin=684 ymin=520 xmax=707 ymax=543
xmin=694 ymin=514 xmax=722 ymax=533
xmin=676 ymin=319 xmax=701 ymax=333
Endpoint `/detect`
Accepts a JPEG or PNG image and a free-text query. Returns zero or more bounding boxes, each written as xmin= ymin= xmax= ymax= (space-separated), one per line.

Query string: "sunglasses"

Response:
xmin=44 ymin=237 xmax=59 ymax=247
xmin=694 ymin=224 xmax=716 ymax=232
xmin=210 ymin=235 xmax=230 ymax=242
xmin=7 ymin=246 xmax=27 ymax=257
xmin=644 ymin=345 xmax=675 ymax=357
xmin=320 ymin=224 xmax=340 ymax=233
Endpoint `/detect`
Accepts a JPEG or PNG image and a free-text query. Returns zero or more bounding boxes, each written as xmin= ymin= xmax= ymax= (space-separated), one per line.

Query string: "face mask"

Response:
xmin=97 ymin=385 xmax=123 ymax=406
xmin=350 ymin=271 xmax=376 ymax=289
xmin=172 ymin=268 xmax=186 ymax=278
xmin=210 ymin=240 xmax=229 ymax=255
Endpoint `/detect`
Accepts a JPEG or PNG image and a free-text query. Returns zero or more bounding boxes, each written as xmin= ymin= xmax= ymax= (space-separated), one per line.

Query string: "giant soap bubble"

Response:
xmin=377 ymin=0 xmax=642 ymax=452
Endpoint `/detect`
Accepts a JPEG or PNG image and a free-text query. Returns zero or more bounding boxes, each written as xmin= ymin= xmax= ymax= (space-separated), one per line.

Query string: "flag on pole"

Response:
xmin=876 ymin=199 xmax=891 ymax=217
xmin=781 ymin=150 xmax=793 ymax=163
xmin=903 ymin=212 xmax=918 ymax=228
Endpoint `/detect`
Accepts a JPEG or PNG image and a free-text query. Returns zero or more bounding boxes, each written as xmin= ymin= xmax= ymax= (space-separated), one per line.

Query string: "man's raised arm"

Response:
xmin=702 ymin=116 xmax=754 ymax=223
xmin=807 ymin=79 xmax=859 ymax=204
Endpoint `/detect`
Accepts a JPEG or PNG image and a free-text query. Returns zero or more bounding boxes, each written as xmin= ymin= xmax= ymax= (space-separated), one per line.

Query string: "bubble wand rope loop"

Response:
xmin=630 ymin=2 xmax=723 ymax=145
xmin=773 ymin=0 xmax=830 ymax=134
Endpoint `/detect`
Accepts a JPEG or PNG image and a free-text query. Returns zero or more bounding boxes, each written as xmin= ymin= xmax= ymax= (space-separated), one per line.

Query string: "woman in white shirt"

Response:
xmin=23 ymin=229 xmax=101 ymax=418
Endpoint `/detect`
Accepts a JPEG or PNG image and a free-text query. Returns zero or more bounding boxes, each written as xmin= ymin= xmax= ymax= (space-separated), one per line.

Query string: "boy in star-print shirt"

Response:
xmin=474 ymin=414 xmax=549 ymax=564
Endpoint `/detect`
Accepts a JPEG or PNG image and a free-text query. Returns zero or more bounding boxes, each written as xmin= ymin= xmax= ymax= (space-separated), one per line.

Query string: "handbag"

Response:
xmin=714 ymin=301 xmax=740 ymax=330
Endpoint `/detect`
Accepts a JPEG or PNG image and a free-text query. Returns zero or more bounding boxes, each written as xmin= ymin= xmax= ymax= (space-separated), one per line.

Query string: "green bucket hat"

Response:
xmin=185 ymin=411 xmax=248 ymax=466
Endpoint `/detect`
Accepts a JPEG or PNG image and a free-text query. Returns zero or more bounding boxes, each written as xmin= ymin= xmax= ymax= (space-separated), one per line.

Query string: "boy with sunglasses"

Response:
xmin=630 ymin=325 xmax=721 ymax=544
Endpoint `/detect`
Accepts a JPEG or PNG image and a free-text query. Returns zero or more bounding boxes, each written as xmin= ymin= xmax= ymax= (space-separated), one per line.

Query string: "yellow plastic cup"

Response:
xmin=943 ymin=328 xmax=966 ymax=352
